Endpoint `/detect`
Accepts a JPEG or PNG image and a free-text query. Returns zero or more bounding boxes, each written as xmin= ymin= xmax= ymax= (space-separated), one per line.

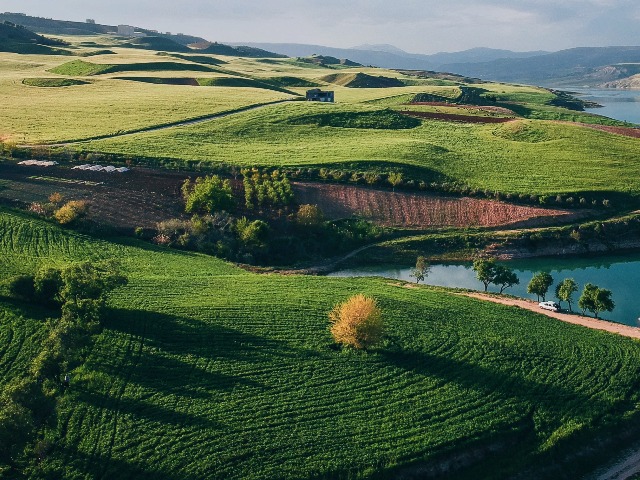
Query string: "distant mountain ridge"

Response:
xmin=443 ymin=46 xmax=640 ymax=86
xmin=227 ymin=42 xmax=549 ymax=71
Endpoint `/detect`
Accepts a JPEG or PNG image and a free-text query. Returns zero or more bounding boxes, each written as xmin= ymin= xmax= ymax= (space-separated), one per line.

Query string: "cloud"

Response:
xmin=2 ymin=0 xmax=638 ymax=53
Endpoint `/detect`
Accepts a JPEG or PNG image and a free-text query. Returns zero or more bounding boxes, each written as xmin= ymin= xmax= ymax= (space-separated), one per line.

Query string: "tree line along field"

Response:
xmin=3 ymin=208 xmax=640 ymax=478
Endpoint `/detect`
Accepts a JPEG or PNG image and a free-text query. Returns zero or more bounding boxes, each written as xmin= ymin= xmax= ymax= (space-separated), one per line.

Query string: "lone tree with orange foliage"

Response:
xmin=329 ymin=294 xmax=383 ymax=350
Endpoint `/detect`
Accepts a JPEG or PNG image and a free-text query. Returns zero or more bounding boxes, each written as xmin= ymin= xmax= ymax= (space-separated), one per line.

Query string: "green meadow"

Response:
xmin=86 ymin=101 xmax=640 ymax=196
xmin=3 ymin=31 xmax=640 ymax=479
xmin=3 ymin=37 xmax=632 ymax=197
xmin=3 ymin=209 xmax=640 ymax=479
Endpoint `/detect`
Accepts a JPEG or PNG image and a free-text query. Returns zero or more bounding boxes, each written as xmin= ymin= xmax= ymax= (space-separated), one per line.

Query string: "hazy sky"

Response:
xmin=5 ymin=0 xmax=639 ymax=53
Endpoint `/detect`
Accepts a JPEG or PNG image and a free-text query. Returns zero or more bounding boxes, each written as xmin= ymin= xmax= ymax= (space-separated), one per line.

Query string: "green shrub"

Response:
xmin=182 ymin=175 xmax=235 ymax=214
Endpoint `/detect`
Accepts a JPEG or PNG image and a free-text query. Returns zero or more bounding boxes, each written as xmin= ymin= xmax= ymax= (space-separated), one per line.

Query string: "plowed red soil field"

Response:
xmin=293 ymin=182 xmax=592 ymax=228
xmin=572 ymin=122 xmax=640 ymax=138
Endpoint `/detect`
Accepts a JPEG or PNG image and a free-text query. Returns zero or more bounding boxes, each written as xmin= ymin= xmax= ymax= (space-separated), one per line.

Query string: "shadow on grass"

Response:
xmin=71 ymin=308 xmax=322 ymax=432
xmin=54 ymin=444 xmax=185 ymax=480
xmin=0 ymin=295 xmax=58 ymax=322
xmin=380 ymin=348 xmax=627 ymax=419
xmin=75 ymin=386 xmax=225 ymax=430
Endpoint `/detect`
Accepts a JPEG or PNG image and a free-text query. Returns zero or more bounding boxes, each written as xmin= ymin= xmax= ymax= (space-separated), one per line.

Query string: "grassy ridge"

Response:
xmin=2 ymin=40 xmax=638 ymax=200
xmin=49 ymin=59 xmax=218 ymax=76
xmin=22 ymin=77 xmax=90 ymax=87
xmin=2 ymin=209 xmax=640 ymax=478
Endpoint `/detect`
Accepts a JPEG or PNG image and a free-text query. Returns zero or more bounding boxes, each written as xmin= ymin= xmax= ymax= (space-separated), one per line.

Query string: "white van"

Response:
xmin=539 ymin=301 xmax=561 ymax=312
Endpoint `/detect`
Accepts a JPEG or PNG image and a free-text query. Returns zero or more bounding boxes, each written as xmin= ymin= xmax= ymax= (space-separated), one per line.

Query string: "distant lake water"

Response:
xmin=572 ymin=88 xmax=640 ymax=125
xmin=330 ymin=253 xmax=640 ymax=326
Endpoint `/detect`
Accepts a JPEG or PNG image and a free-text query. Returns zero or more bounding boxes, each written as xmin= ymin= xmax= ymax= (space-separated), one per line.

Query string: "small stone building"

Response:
xmin=306 ymin=89 xmax=335 ymax=102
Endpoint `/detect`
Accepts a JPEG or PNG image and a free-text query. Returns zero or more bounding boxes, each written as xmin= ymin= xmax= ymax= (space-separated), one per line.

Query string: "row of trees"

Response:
xmin=241 ymin=169 xmax=294 ymax=209
xmin=472 ymin=258 xmax=520 ymax=294
xmin=471 ymin=258 xmax=615 ymax=319
xmin=526 ymin=272 xmax=614 ymax=318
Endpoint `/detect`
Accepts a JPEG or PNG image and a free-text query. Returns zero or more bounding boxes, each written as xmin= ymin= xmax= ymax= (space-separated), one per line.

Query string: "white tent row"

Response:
xmin=71 ymin=164 xmax=130 ymax=173
xmin=18 ymin=160 xmax=59 ymax=167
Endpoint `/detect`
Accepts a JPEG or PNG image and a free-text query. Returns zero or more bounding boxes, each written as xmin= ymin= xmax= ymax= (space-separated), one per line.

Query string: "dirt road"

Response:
xmin=463 ymin=292 xmax=640 ymax=340
xmin=20 ymin=99 xmax=293 ymax=147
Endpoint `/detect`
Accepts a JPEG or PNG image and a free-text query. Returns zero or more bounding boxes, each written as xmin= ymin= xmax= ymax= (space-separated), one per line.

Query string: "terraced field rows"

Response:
xmin=0 ymin=304 xmax=48 ymax=386
xmin=3 ymin=211 xmax=640 ymax=478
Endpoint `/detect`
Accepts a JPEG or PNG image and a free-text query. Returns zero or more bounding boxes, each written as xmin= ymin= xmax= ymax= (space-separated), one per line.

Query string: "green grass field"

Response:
xmin=84 ymin=101 xmax=640 ymax=196
xmin=2 ymin=40 xmax=636 ymax=201
xmin=5 ymin=36 xmax=630 ymax=198
xmin=3 ymin=209 xmax=640 ymax=479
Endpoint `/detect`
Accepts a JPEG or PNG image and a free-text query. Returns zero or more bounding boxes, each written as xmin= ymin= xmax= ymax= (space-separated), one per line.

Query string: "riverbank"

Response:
xmin=462 ymin=292 xmax=640 ymax=340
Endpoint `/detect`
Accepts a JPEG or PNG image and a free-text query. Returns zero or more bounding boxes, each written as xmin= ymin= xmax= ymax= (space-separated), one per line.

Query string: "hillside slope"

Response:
xmin=2 ymin=209 xmax=640 ymax=478
xmin=0 ymin=21 xmax=70 ymax=55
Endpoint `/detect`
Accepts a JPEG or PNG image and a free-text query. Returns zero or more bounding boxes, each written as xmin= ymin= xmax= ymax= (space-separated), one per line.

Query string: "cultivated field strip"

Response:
xmin=55 ymin=276 xmax=640 ymax=478
xmin=294 ymin=182 xmax=589 ymax=228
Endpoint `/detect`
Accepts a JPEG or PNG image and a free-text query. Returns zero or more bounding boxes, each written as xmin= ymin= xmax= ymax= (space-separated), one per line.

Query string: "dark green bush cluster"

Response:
xmin=2 ymin=261 xmax=127 ymax=471
xmin=153 ymin=205 xmax=386 ymax=266
xmin=242 ymin=168 xmax=294 ymax=210
xmin=155 ymin=213 xmax=270 ymax=265
xmin=267 ymin=207 xmax=385 ymax=265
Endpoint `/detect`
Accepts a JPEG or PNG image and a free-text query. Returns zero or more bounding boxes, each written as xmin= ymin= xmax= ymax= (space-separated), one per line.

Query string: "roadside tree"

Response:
xmin=555 ymin=278 xmax=578 ymax=312
xmin=578 ymin=283 xmax=614 ymax=319
xmin=493 ymin=265 xmax=520 ymax=294
xmin=527 ymin=272 xmax=554 ymax=301
xmin=473 ymin=258 xmax=497 ymax=292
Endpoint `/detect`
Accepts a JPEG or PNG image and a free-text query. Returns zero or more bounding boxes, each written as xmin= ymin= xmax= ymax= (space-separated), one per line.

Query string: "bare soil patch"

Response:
xmin=0 ymin=164 xmax=594 ymax=232
xmin=463 ymin=292 xmax=640 ymax=339
xmin=293 ymin=182 xmax=592 ymax=229
xmin=0 ymin=163 xmax=188 ymax=230
xmin=574 ymin=122 xmax=640 ymax=139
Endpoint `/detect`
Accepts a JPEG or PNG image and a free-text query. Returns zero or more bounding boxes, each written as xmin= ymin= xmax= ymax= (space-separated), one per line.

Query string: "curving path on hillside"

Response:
xmin=19 ymin=98 xmax=295 ymax=148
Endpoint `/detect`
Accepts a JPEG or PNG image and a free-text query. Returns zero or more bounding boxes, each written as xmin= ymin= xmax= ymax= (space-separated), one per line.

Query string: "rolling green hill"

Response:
xmin=194 ymin=42 xmax=287 ymax=58
xmin=120 ymin=36 xmax=192 ymax=53
xmin=0 ymin=21 xmax=71 ymax=55
xmin=320 ymin=72 xmax=405 ymax=88
xmin=49 ymin=59 xmax=218 ymax=76
xmin=2 ymin=209 xmax=640 ymax=478
xmin=87 ymin=101 xmax=640 ymax=198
